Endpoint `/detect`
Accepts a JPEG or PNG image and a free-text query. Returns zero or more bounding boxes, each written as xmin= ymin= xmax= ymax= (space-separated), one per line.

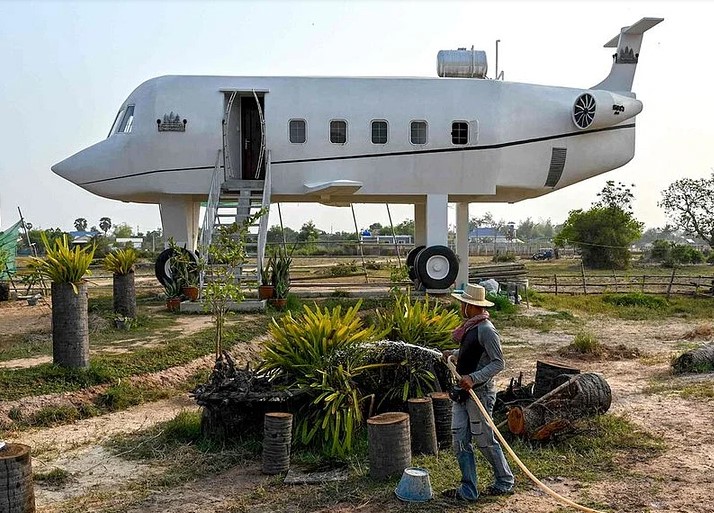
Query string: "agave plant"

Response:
xmin=30 ymin=234 xmax=94 ymax=292
xmin=103 ymin=248 xmax=138 ymax=276
xmin=260 ymin=301 xmax=381 ymax=458
xmin=103 ymin=248 xmax=138 ymax=317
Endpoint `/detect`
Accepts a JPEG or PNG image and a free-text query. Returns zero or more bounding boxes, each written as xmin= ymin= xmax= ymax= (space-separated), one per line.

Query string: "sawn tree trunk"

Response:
xmin=51 ymin=281 xmax=89 ymax=368
xmin=113 ymin=272 xmax=136 ymax=318
xmin=672 ymin=343 xmax=714 ymax=374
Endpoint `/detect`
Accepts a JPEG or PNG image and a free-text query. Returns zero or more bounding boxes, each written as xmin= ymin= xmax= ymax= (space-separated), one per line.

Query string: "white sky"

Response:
xmin=1 ymin=0 xmax=712 ymax=234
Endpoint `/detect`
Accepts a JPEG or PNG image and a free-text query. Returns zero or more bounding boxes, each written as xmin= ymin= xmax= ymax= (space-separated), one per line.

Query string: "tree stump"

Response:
xmin=367 ymin=412 xmax=411 ymax=480
xmin=51 ymin=281 xmax=89 ymax=368
xmin=429 ymin=392 xmax=452 ymax=450
xmin=113 ymin=272 xmax=136 ymax=318
xmin=0 ymin=282 xmax=9 ymax=302
xmin=672 ymin=343 xmax=714 ymax=373
xmin=508 ymin=372 xmax=611 ymax=440
xmin=262 ymin=412 xmax=293 ymax=475
xmin=0 ymin=443 xmax=35 ymax=513
xmin=407 ymin=397 xmax=438 ymax=455
xmin=533 ymin=360 xmax=580 ymax=398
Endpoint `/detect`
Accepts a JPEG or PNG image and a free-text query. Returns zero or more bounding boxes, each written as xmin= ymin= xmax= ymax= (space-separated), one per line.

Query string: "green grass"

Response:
xmin=562 ymin=331 xmax=603 ymax=356
xmin=530 ymin=290 xmax=714 ymax=320
xmin=0 ymin=332 xmax=52 ymax=362
xmin=643 ymin=375 xmax=714 ymax=400
xmin=34 ymin=467 xmax=73 ymax=487
xmin=495 ymin=310 xmax=579 ymax=333
xmin=0 ymin=315 xmax=269 ymax=401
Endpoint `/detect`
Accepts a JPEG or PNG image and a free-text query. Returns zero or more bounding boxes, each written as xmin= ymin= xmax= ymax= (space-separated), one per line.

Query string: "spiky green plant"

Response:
xmin=103 ymin=248 xmax=138 ymax=276
xmin=261 ymin=301 xmax=380 ymax=458
xmin=375 ymin=292 xmax=460 ymax=350
xmin=30 ymin=234 xmax=94 ymax=293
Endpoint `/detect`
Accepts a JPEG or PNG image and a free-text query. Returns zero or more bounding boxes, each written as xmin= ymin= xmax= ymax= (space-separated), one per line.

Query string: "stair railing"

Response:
xmin=199 ymin=149 xmax=223 ymax=262
xmin=256 ymin=149 xmax=272 ymax=284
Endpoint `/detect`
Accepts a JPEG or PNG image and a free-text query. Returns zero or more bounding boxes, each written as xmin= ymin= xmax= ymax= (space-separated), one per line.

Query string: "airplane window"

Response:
xmin=410 ymin=121 xmax=427 ymax=145
xmin=108 ymin=108 xmax=125 ymax=138
xmin=371 ymin=121 xmax=388 ymax=144
xmin=289 ymin=119 xmax=306 ymax=143
xmin=118 ymin=105 xmax=135 ymax=134
xmin=330 ymin=120 xmax=347 ymax=144
xmin=452 ymin=121 xmax=468 ymax=145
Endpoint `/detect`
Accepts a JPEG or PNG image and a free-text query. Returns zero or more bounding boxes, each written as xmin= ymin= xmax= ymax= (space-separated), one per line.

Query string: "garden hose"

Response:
xmin=446 ymin=356 xmax=604 ymax=513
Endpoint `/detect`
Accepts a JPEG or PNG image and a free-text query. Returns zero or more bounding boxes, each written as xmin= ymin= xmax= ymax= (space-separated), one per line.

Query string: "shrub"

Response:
xmin=103 ymin=248 xmax=138 ymax=275
xmin=260 ymin=301 xmax=378 ymax=458
xmin=492 ymin=250 xmax=517 ymax=263
xmin=29 ymin=234 xmax=94 ymax=289
xmin=375 ymin=292 xmax=461 ymax=350
xmin=486 ymin=292 xmax=518 ymax=314
xmin=603 ymin=292 xmax=667 ymax=309
xmin=570 ymin=331 xmax=603 ymax=355
xmin=324 ymin=261 xmax=359 ymax=277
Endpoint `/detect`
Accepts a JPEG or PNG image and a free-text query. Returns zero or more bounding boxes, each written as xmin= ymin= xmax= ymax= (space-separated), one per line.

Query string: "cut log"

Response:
xmin=367 ymin=412 xmax=411 ymax=480
xmin=672 ymin=343 xmax=714 ymax=374
xmin=508 ymin=372 xmax=611 ymax=439
xmin=407 ymin=397 xmax=438 ymax=455
xmin=533 ymin=360 xmax=581 ymax=398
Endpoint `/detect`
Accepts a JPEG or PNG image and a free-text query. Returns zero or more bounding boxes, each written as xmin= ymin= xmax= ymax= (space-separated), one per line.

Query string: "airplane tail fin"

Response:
xmin=592 ymin=17 xmax=663 ymax=93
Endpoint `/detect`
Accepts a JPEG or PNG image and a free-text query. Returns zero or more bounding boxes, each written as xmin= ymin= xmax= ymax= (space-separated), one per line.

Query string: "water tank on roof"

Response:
xmin=437 ymin=47 xmax=488 ymax=78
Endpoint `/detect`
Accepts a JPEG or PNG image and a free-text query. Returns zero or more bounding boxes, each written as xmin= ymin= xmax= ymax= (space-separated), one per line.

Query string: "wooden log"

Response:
xmin=262 ymin=412 xmax=292 ymax=475
xmin=113 ymin=272 xmax=136 ymax=318
xmin=533 ymin=360 xmax=581 ymax=398
xmin=407 ymin=397 xmax=438 ymax=455
xmin=367 ymin=412 xmax=411 ymax=480
xmin=51 ymin=281 xmax=89 ymax=368
xmin=508 ymin=373 xmax=611 ymax=440
xmin=0 ymin=443 xmax=35 ymax=513
xmin=672 ymin=343 xmax=714 ymax=374
xmin=429 ymin=392 xmax=452 ymax=450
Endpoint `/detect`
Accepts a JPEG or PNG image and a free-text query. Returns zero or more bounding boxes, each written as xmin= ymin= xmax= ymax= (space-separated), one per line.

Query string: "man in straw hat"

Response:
xmin=441 ymin=283 xmax=514 ymax=501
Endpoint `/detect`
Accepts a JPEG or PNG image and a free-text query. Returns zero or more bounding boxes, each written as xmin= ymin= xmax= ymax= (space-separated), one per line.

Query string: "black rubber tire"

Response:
xmin=406 ymin=245 xmax=426 ymax=281
xmin=154 ymin=247 xmax=198 ymax=287
xmin=414 ymin=245 xmax=459 ymax=289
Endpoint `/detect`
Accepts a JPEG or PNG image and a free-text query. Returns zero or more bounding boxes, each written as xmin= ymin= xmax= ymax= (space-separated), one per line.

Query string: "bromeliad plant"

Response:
xmin=260 ymin=301 xmax=380 ymax=458
xmin=30 ymin=234 xmax=95 ymax=292
xmin=375 ymin=291 xmax=461 ymax=350
xmin=103 ymin=247 xmax=139 ymax=318
xmin=103 ymin=248 xmax=138 ymax=276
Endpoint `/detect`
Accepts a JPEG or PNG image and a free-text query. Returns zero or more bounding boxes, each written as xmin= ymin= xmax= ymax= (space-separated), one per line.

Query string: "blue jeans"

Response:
xmin=451 ymin=385 xmax=514 ymax=500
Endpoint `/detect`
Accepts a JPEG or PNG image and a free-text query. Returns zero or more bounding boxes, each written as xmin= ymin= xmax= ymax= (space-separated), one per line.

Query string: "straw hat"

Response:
xmin=451 ymin=283 xmax=494 ymax=307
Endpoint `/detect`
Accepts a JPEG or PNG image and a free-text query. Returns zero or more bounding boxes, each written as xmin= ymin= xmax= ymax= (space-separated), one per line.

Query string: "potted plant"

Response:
xmin=164 ymin=279 xmax=183 ymax=312
xmin=270 ymin=247 xmax=292 ymax=310
xmin=103 ymin=247 xmax=138 ymax=318
xmin=168 ymin=238 xmax=200 ymax=301
xmin=114 ymin=314 xmax=133 ymax=330
xmin=29 ymin=234 xmax=95 ymax=368
xmin=258 ymin=256 xmax=275 ymax=300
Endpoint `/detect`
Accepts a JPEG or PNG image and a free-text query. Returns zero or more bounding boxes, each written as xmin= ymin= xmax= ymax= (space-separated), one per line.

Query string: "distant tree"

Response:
xmin=298 ymin=220 xmax=321 ymax=243
xmin=393 ymin=219 xmax=414 ymax=236
xmin=99 ymin=217 xmax=112 ymax=235
xmin=266 ymin=225 xmax=297 ymax=244
xmin=659 ymin=173 xmax=714 ymax=249
xmin=74 ymin=218 xmax=88 ymax=231
xmin=113 ymin=223 xmax=134 ymax=238
xmin=516 ymin=218 xmax=536 ymax=241
xmin=368 ymin=222 xmax=383 ymax=234
xmin=554 ymin=182 xmax=643 ymax=269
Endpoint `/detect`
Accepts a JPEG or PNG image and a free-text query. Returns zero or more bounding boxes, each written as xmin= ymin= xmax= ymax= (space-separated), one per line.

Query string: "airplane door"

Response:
xmin=241 ymin=96 xmax=265 ymax=180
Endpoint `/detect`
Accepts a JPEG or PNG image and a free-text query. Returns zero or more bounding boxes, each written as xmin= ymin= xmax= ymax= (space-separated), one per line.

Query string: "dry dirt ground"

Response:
xmin=3 ymin=303 xmax=714 ymax=513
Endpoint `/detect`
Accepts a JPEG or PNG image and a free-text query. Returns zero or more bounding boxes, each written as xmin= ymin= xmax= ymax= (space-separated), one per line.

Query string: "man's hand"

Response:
xmin=441 ymin=350 xmax=453 ymax=362
xmin=458 ymin=375 xmax=474 ymax=390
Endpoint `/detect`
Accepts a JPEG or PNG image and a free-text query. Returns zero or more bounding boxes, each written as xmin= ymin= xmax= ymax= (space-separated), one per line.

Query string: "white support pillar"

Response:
xmin=456 ymin=202 xmax=470 ymax=291
xmin=159 ymin=196 xmax=200 ymax=251
xmin=425 ymin=194 xmax=448 ymax=247
xmin=414 ymin=202 xmax=426 ymax=247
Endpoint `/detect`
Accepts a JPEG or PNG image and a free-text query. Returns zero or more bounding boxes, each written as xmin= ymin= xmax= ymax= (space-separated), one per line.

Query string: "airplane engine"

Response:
xmin=572 ymin=90 xmax=642 ymax=130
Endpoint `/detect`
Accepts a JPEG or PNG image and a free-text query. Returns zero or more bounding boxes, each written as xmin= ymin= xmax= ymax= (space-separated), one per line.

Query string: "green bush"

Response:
xmin=486 ymin=292 xmax=518 ymax=314
xmin=603 ymin=292 xmax=667 ymax=309
xmin=323 ymin=261 xmax=359 ymax=277
xmin=570 ymin=331 xmax=603 ymax=355
xmin=260 ymin=302 xmax=378 ymax=458
xmin=375 ymin=293 xmax=461 ymax=350
xmin=492 ymin=250 xmax=517 ymax=263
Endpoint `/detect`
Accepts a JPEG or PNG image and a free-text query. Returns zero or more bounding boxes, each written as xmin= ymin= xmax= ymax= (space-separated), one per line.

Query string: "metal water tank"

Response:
xmin=436 ymin=48 xmax=488 ymax=78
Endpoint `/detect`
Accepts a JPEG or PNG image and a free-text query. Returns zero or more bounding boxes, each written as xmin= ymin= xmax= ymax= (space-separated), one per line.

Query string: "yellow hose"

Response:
xmin=446 ymin=357 xmax=604 ymax=513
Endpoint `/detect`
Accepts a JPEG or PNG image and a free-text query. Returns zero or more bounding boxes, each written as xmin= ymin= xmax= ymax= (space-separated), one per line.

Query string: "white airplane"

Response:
xmin=53 ymin=17 xmax=662 ymax=290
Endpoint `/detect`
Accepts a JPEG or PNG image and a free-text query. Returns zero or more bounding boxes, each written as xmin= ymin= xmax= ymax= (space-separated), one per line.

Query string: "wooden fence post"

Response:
xmin=580 ymin=262 xmax=587 ymax=294
xmin=612 ymin=269 xmax=618 ymax=293
xmin=666 ymin=267 xmax=676 ymax=299
xmin=554 ymin=274 xmax=558 ymax=296
xmin=641 ymin=275 xmax=646 ymax=292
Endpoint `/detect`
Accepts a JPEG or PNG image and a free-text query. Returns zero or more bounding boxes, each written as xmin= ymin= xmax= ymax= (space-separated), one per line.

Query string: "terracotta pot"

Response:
xmin=258 ymin=285 xmax=275 ymax=300
xmin=182 ymin=286 xmax=200 ymax=301
xmin=269 ymin=298 xmax=287 ymax=310
xmin=167 ymin=297 xmax=182 ymax=312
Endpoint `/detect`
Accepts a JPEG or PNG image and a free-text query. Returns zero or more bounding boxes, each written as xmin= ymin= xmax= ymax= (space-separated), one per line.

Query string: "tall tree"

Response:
xmin=298 ymin=220 xmax=321 ymax=242
xmin=113 ymin=223 xmax=134 ymax=238
xmin=554 ymin=181 xmax=643 ymax=269
xmin=99 ymin=217 xmax=112 ymax=235
xmin=73 ymin=218 xmax=88 ymax=231
xmin=393 ymin=219 xmax=414 ymax=236
xmin=658 ymin=173 xmax=714 ymax=249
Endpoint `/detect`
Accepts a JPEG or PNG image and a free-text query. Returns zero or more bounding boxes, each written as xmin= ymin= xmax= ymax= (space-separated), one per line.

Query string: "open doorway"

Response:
xmin=223 ymin=92 xmax=266 ymax=181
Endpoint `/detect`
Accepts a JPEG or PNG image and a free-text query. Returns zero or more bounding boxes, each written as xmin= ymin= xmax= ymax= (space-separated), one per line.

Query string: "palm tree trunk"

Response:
xmin=113 ymin=272 xmax=136 ymax=318
xmin=51 ymin=281 xmax=89 ymax=368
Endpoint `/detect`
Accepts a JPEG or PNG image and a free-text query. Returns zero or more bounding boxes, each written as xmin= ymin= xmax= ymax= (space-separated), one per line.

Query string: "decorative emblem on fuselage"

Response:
xmin=157 ymin=112 xmax=187 ymax=132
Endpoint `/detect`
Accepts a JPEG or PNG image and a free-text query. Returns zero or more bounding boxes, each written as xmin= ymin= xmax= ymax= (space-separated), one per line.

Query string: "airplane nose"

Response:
xmin=52 ymin=139 xmax=119 ymax=186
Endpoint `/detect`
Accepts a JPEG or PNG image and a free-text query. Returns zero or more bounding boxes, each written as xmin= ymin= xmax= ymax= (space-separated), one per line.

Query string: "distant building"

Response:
xmin=115 ymin=237 xmax=144 ymax=249
xmin=360 ymin=234 xmax=413 ymax=245
xmin=468 ymin=227 xmax=523 ymax=244
xmin=69 ymin=230 xmax=100 ymax=245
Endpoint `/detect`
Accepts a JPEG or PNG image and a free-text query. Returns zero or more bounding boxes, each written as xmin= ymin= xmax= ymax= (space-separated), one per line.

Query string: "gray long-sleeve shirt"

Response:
xmin=453 ymin=319 xmax=505 ymax=389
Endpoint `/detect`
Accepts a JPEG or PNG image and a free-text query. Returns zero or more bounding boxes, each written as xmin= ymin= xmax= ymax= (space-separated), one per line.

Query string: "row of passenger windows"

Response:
xmin=288 ymin=119 xmax=469 ymax=146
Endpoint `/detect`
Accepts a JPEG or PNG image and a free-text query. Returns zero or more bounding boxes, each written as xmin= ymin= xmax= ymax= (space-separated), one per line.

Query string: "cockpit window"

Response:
xmin=108 ymin=108 xmax=125 ymax=138
xmin=118 ymin=105 xmax=135 ymax=133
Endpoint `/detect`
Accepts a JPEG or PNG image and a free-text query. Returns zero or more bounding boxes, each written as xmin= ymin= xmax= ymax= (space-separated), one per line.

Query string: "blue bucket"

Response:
xmin=394 ymin=467 xmax=433 ymax=502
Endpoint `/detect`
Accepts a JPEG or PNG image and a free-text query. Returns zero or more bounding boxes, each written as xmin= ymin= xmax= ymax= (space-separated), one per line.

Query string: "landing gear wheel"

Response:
xmin=154 ymin=247 xmax=198 ymax=287
xmin=414 ymin=245 xmax=459 ymax=290
xmin=406 ymin=245 xmax=426 ymax=281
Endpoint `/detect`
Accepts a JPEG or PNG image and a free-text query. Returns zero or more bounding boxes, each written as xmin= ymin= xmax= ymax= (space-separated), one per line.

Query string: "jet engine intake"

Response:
xmin=572 ymin=90 xmax=643 ymax=130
